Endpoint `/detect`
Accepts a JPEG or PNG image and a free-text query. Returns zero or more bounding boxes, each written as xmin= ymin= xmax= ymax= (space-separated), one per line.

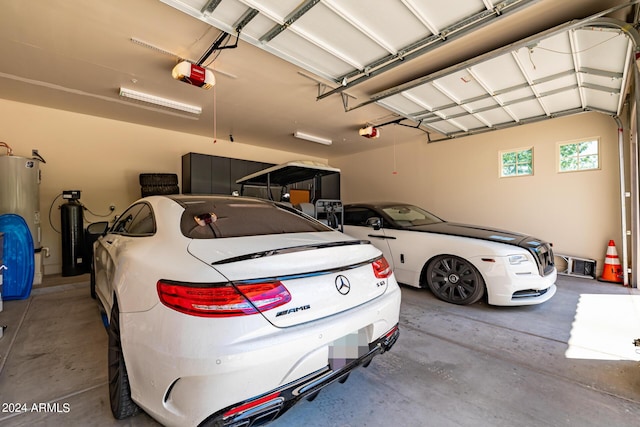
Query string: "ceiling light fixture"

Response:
xmin=293 ymin=131 xmax=332 ymax=145
xmin=119 ymin=87 xmax=202 ymax=114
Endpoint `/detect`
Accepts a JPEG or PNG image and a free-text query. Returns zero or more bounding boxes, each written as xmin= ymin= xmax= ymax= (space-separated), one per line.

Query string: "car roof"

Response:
xmin=344 ymin=202 xmax=409 ymax=209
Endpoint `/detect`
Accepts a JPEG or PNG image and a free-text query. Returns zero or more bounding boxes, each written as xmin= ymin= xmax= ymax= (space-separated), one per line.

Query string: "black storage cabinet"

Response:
xmin=182 ymin=153 xmax=341 ymax=200
xmin=182 ymin=153 xmax=273 ymax=195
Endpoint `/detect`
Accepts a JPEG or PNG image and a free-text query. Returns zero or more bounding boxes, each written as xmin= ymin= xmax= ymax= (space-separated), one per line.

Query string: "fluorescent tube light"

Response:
xmin=119 ymin=87 xmax=202 ymax=114
xmin=293 ymin=131 xmax=332 ymax=145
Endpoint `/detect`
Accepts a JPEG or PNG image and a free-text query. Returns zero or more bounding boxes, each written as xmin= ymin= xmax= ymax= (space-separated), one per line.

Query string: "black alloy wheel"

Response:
xmin=108 ymin=300 xmax=140 ymax=419
xmin=425 ymin=255 xmax=485 ymax=305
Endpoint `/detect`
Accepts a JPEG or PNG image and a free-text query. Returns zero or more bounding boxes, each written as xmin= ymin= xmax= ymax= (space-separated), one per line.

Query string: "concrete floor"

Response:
xmin=1 ymin=275 xmax=640 ymax=426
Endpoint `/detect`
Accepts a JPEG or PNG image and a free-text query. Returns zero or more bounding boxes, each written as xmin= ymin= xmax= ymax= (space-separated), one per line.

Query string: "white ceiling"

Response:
xmin=0 ymin=0 xmax=637 ymax=157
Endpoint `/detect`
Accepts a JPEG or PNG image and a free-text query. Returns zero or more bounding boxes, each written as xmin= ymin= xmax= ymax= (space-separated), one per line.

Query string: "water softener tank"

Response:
xmin=61 ymin=201 xmax=84 ymax=276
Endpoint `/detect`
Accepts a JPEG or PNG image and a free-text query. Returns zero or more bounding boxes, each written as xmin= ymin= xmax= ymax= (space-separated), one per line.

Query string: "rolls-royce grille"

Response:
xmin=522 ymin=241 xmax=555 ymax=276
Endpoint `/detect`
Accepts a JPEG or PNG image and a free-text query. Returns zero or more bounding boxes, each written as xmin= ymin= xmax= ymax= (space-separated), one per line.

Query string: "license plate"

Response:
xmin=329 ymin=328 xmax=369 ymax=371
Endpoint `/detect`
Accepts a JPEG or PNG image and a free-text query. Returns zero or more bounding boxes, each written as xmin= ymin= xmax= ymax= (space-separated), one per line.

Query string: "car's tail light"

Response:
xmin=372 ymin=256 xmax=392 ymax=278
xmin=157 ymin=280 xmax=291 ymax=317
xmin=223 ymin=391 xmax=283 ymax=418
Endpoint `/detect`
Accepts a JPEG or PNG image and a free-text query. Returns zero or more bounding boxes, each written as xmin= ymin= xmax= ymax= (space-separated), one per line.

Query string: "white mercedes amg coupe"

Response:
xmin=91 ymin=195 xmax=401 ymax=426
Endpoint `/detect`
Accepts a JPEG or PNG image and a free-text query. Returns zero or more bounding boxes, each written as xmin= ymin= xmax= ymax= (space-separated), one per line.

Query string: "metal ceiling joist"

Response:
xmin=361 ymin=14 xmax=638 ymax=110
xmin=322 ymin=0 xmax=397 ymax=55
xmin=201 ymin=0 xmax=222 ymax=14
xmin=341 ymin=3 xmax=640 ymax=143
xmin=161 ymin=0 xmax=542 ymax=95
xmin=259 ymin=0 xmax=319 ymax=43
xmin=401 ymin=0 xmax=442 ymax=36
xmin=317 ymin=0 xmax=540 ymax=100
xmin=234 ymin=8 xmax=259 ymax=32
xmin=581 ymin=67 xmax=624 ymax=79
xmin=581 ymin=82 xmax=621 ymax=94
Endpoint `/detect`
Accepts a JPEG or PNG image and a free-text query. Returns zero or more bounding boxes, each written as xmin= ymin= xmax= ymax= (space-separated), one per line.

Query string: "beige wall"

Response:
xmin=1 ymin=98 xmax=626 ymax=278
xmin=0 ymin=99 xmax=327 ymax=275
xmin=330 ymin=112 xmax=624 ymax=274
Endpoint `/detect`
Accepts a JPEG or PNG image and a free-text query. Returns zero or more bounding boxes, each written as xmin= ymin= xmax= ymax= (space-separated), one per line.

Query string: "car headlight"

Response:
xmin=508 ymin=254 xmax=529 ymax=265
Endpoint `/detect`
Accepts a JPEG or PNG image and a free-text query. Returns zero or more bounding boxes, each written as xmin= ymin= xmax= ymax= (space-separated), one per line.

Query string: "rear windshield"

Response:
xmin=178 ymin=198 xmax=331 ymax=239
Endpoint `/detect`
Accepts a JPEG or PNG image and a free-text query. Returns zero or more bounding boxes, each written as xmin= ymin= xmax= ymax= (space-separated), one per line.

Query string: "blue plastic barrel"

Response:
xmin=0 ymin=213 xmax=34 ymax=300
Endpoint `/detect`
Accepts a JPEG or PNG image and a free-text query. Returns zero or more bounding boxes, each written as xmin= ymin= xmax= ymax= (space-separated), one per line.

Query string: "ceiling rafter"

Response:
xmin=162 ymin=0 xmax=541 ymax=98
xmin=510 ymin=47 xmax=552 ymax=117
xmin=464 ymin=66 xmax=518 ymax=127
xmin=320 ymin=0 xmax=540 ymax=99
xmin=356 ymin=7 xmax=639 ymax=106
xmin=359 ymin=12 xmax=640 ymax=140
xmin=259 ymin=0 xmax=320 ymax=42
xmin=568 ymin=29 xmax=588 ymax=111
xmin=322 ymin=0 xmax=398 ymax=55
xmin=400 ymin=0 xmax=443 ymax=35
xmin=201 ymin=0 xmax=222 ymax=14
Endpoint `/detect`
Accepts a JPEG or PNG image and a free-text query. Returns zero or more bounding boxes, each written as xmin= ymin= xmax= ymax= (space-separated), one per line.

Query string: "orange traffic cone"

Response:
xmin=598 ymin=240 xmax=623 ymax=283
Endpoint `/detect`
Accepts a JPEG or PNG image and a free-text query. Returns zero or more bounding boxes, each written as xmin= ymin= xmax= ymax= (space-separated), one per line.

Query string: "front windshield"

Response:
xmin=382 ymin=205 xmax=443 ymax=227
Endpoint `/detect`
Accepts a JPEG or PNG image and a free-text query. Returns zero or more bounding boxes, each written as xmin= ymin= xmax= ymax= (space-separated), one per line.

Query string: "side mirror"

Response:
xmin=366 ymin=217 xmax=382 ymax=230
xmin=86 ymin=221 xmax=110 ymax=236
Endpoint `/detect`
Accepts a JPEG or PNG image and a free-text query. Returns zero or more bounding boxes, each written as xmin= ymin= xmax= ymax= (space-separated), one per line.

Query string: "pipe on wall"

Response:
xmin=615 ymin=115 xmax=629 ymax=286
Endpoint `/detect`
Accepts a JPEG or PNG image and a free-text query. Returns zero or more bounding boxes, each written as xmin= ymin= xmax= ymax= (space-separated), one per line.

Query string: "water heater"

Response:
xmin=0 ymin=153 xmax=41 ymax=250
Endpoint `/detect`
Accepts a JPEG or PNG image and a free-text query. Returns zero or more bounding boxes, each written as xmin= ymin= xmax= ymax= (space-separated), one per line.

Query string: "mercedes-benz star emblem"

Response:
xmin=335 ymin=275 xmax=351 ymax=295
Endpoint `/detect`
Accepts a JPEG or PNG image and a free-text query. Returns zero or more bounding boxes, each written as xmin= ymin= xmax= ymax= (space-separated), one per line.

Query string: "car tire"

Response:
xmin=139 ymin=173 xmax=178 ymax=187
xmin=424 ymin=255 xmax=485 ymax=305
xmin=108 ymin=300 xmax=141 ymax=419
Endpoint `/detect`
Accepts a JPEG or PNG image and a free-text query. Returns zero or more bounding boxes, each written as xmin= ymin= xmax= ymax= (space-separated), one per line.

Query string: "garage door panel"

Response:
xmin=540 ymin=89 xmax=582 ymax=113
xmin=474 ymin=108 xmax=515 ymax=127
xmin=504 ymin=99 xmax=546 ymax=121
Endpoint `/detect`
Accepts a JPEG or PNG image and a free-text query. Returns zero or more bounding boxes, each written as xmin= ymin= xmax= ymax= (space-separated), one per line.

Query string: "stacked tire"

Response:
xmin=139 ymin=173 xmax=179 ymax=197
